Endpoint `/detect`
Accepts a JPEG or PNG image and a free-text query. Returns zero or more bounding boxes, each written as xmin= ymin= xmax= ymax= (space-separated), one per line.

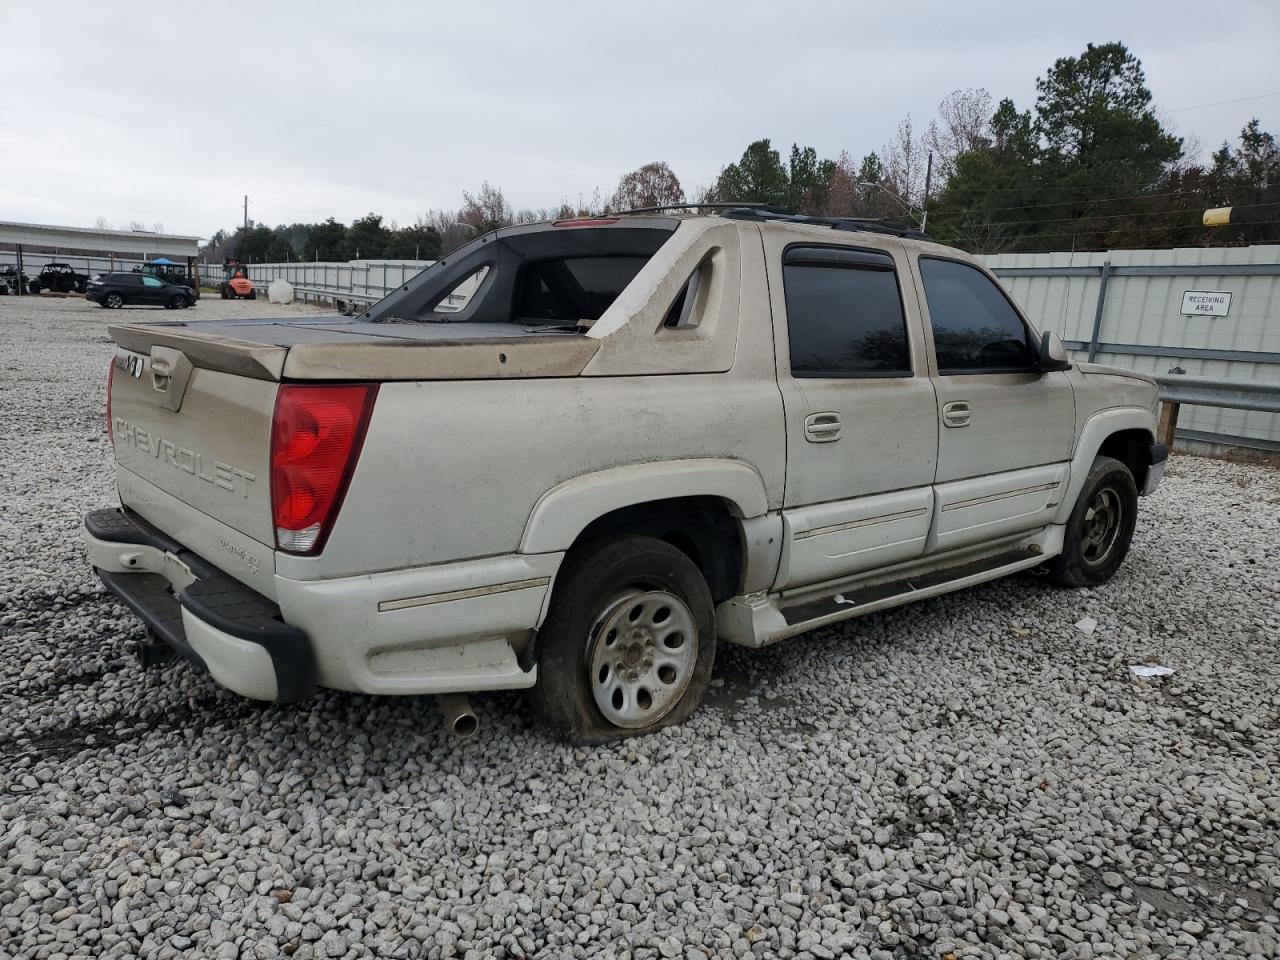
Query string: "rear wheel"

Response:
xmin=104 ymin=291 xmax=124 ymax=309
xmin=1044 ymin=455 xmax=1138 ymax=587
xmin=528 ymin=536 xmax=716 ymax=743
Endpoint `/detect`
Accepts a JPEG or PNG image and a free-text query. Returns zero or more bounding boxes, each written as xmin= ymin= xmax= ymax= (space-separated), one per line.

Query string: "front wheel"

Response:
xmin=1044 ymin=455 xmax=1138 ymax=587
xmin=168 ymin=294 xmax=187 ymax=309
xmin=528 ymin=536 xmax=716 ymax=743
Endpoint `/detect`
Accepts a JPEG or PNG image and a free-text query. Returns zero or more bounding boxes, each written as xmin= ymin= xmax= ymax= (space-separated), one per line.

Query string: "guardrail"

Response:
xmin=284 ymin=278 xmax=470 ymax=315
xmin=289 ymin=285 xmax=382 ymax=315
xmin=1155 ymin=370 xmax=1280 ymax=447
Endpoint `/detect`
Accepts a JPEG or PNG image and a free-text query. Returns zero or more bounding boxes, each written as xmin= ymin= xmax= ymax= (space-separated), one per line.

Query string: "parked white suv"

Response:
xmin=84 ymin=209 xmax=1166 ymax=741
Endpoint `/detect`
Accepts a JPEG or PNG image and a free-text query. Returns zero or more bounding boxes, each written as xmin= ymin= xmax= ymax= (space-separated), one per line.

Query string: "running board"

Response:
xmin=717 ymin=531 xmax=1061 ymax=648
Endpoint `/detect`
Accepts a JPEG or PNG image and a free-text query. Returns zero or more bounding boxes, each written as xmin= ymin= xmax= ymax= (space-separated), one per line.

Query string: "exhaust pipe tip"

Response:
xmin=436 ymin=693 xmax=478 ymax=738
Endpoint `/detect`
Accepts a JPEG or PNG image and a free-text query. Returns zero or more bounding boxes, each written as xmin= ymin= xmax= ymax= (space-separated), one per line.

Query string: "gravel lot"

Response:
xmin=1 ymin=293 xmax=1278 ymax=960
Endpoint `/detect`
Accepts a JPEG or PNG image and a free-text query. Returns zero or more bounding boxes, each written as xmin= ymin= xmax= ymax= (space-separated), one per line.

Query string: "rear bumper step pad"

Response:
xmin=87 ymin=508 xmax=316 ymax=702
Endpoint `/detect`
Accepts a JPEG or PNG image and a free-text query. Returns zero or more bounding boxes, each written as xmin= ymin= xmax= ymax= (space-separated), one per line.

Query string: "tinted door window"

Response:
xmin=783 ymin=248 xmax=911 ymax=377
xmin=920 ymin=258 xmax=1032 ymax=372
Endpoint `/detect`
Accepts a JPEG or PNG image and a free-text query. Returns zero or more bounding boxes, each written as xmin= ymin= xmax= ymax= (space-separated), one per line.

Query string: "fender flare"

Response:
xmin=1054 ymin=406 xmax=1155 ymax=524
xmin=519 ymin=458 xmax=770 ymax=555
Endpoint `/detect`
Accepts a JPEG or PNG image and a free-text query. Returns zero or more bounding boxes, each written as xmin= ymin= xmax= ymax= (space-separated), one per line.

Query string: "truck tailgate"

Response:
xmin=110 ymin=346 xmax=277 ymax=547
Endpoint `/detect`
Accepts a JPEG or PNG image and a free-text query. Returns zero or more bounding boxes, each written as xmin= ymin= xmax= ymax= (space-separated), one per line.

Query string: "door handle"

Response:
xmin=804 ymin=412 xmax=842 ymax=443
xmin=942 ymin=400 xmax=971 ymax=428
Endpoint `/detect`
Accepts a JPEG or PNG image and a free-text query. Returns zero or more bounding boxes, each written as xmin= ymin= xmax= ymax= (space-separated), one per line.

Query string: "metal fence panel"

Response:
xmin=985 ymin=245 xmax=1280 ymax=450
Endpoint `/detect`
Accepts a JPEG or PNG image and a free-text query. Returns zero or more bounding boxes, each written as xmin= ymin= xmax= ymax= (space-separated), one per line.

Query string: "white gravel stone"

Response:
xmin=1 ymin=294 xmax=1278 ymax=959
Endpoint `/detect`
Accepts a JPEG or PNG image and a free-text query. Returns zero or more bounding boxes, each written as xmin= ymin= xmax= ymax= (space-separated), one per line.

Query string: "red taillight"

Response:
xmin=106 ymin=360 xmax=115 ymax=442
xmin=270 ymin=383 xmax=378 ymax=555
xmin=553 ymin=218 xmax=620 ymax=228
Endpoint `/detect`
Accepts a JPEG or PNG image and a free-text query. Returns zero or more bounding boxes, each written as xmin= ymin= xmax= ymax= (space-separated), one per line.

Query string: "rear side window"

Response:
xmin=919 ymin=258 xmax=1032 ymax=372
xmin=431 ymin=265 xmax=489 ymax=314
xmin=783 ymin=247 xmax=912 ymax=377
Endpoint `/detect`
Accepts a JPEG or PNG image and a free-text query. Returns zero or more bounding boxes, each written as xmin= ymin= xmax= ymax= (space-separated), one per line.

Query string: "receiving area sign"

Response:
xmin=1180 ymin=290 xmax=1232 ymax=317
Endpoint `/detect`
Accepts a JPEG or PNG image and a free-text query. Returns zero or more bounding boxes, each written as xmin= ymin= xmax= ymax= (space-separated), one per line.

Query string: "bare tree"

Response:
xmin=559 ymin=188 xmax=606 ymax=217
xmin=152 ymin=221 xmax=165 ymax=235
xmin=882 ymin=116 xmax=926 ymax=207
xmin=609 ymin=161 xmax=685 ymax=211
xmin=127 ymin=220 xmax=145 ymax=233
xmin=948 ymin=208 xmax=1018 ymax=254
xmin=460 ymin=181 xmax=513 ymax=231
xmin=418 ymin=209 xmax=471 ymax=254
xmin=94 ymin=216 xmax=110 ymax=231
xmin=925 ymin=88 xmax=994 ymax=181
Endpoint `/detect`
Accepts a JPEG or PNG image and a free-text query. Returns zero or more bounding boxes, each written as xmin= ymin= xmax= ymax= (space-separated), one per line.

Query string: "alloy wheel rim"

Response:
xmin=587 ymin=589 xmax=697 ymax=729
xmin=1081 ymin=486 xmax=1123 ymax=565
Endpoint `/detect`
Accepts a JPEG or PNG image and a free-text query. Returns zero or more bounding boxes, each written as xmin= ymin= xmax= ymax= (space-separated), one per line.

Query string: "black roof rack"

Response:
xmin=614 ymin=202 xmax=789 ymax=215
xmin=718 ymin=206 xmax=931 ymax=241
xmin=612 ymin=201 xmax=933 ymax=241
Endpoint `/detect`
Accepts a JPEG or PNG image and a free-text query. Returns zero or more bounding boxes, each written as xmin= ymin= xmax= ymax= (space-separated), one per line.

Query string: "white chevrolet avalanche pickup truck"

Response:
xmin=85 ymin=208 xmax=1166 ymax=741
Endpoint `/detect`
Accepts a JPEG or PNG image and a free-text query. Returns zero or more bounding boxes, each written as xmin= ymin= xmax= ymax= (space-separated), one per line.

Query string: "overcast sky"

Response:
xmin=4 ymin=0 xmax=1278 ymax=239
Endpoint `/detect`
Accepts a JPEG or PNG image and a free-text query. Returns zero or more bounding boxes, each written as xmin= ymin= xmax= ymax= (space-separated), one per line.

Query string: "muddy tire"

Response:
xmin=1044 ymin=455 xmax=1138 ymax=587
xmin=528 ymin=536 xmax=716 ymax=743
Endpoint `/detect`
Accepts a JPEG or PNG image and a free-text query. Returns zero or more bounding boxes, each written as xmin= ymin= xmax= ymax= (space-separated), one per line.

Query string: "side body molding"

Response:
xmin=1054 ymin=406 xmax=1155 ymax=525
xmin=519 ymin=459 xmax=771 ymax=555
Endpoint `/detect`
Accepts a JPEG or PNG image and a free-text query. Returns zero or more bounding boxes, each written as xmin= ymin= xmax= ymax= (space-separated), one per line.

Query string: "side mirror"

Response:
xmin=1036 ymin=330 xmax=1072 ymax=372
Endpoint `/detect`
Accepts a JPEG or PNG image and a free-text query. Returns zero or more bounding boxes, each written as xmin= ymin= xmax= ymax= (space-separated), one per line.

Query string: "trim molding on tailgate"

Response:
xmin=109 ymin=322 xmax=286 ymax=380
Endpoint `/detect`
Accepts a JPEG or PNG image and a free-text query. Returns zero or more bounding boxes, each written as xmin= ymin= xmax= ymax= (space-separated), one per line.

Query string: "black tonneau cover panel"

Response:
xmin=117 ymin=318 xmax=573 ymax=349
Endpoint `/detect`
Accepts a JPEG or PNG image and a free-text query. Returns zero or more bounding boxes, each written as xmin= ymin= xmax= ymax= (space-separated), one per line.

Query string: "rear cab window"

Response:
xmin=517 ymin=256 xmax=651 ymax=324
xmin=919 ymin=257 xmax=1033 ymax=373
xmin=781 ymin=246 xmax=913 ymax=378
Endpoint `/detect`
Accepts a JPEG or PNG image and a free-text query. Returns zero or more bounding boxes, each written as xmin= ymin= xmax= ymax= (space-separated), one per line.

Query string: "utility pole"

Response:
xmin=921 ymin=152 xmax=934 ymax=233
xmin=243 ymin=195 xmax=249 ymax=230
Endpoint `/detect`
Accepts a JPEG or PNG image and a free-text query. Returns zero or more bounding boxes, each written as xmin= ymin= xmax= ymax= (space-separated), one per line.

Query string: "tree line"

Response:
xmin=205 ymin=41 xmax=1278 ymax=263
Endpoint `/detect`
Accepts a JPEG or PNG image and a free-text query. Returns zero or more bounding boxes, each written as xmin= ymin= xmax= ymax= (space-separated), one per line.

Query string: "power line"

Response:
xmin=1166 ymin=90 xmax=1280 ymax=113
xmin=953 ymin=187 xmax=1218 ymax=213
xmin=933 ymin=199 xmax=1280 ymax=229
xmin=948 ymin=216 xmax=1280 ymax=243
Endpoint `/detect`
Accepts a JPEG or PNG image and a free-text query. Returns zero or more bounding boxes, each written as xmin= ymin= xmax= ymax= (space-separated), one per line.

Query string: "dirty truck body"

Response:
xmin=85 ymin=213 xmax=1165 ymax=740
